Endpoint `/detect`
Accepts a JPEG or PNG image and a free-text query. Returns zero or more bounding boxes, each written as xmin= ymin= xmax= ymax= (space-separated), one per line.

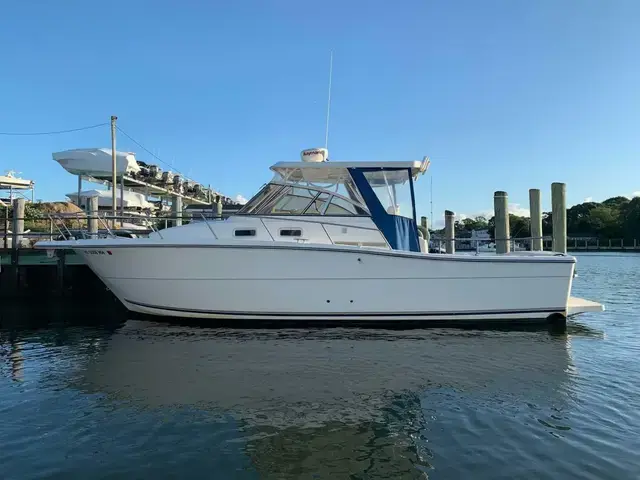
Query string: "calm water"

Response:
xmin=1 ymin=253 xmax=639 ymax=479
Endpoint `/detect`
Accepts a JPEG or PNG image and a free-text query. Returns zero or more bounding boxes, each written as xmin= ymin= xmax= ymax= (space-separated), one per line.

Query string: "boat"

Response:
xmin=65 ymin=188 xmax=155 ymax=211
xmin=0 ymin=170 xmax=34 ymax=190
xmin=477 ymin=242 xmax=527 ymax=253
xmin=53 ymin=148 xmax=141 ymax=178
xmin=35 ymin=148 xmax=603 ymax=324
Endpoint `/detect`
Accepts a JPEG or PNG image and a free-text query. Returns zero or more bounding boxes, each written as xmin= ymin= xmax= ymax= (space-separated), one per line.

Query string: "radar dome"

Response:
xmin=300 ymin=148 xmax=328 ymax=163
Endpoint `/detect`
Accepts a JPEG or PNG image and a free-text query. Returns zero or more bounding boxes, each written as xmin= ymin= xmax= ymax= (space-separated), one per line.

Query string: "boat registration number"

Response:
xmin=85 ymin=250 xmax=112 ymax=256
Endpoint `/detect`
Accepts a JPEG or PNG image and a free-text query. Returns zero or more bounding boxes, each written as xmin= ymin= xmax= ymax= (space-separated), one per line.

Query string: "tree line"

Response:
xmin=436 ymin=196 xmax=640 ymax=240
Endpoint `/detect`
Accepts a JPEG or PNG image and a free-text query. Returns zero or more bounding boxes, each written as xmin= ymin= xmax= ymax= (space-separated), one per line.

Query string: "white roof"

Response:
xmin=270 ymin=159 xmax=430 ymax=184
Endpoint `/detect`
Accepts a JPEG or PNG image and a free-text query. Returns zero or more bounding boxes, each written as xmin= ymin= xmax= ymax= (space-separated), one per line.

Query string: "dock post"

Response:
xmin=3 ymin=205 xmax=8 ymax=248
xmin=493 ymin=191 xmax=510 ymax=254
xmin=12 ymin=198 xmax=25 ymax=251
xmin=529 ymin=189 xmax=543 ymax=251
xmin=88 ymin=196 xmax=99 ymax=236
xmin=217 ymin=196 xmax=223 ymax=219
xmin=444 ymin=210 xmax=455 ymax=254
xmin=77 ymin=175 xmax=83 ymax=210
xmin=110 ymin=115 xmax=118 ymax=228
xmin=551 ymin=183 xmax=567 ymax=254
xmin=172 ymin=196 xmax=183 ymax=227
xmin=420 ymin=216 xmax=430 ymax=246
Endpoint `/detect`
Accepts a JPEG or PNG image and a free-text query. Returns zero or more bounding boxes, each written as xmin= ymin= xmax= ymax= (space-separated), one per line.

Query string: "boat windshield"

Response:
xmin=237 ymin=180 xmax=369 ymax=216
xmin=359 ymin=169 xmax=415 ymax=220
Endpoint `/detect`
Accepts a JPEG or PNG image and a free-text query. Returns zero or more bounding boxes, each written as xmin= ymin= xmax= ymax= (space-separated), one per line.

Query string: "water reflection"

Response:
xmin=70 ymin=321 xmax=576 ymax=478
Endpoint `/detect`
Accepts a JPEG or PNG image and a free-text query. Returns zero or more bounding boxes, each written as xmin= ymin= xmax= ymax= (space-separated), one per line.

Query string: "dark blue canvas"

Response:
xmin=348 ymin=168 xmax=420 ymax=252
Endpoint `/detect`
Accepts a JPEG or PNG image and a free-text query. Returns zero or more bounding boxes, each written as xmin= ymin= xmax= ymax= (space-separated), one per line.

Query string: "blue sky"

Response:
xmin=1 ymin=0 xmax=638 ymax=226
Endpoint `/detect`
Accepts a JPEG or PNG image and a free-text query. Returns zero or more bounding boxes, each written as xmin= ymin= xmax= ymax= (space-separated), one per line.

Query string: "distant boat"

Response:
xmin=53 ymin=148 xmax=140 ymax=178
xmin=65 ymin=189 xmax=154 ymax=211
xmin=477 ymin=242 xmax=526 ymax=253
xmin=0 ymin=171 xmax=34 ymax=189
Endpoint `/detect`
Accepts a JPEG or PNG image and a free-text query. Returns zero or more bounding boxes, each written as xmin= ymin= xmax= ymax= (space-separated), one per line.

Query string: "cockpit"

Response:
xmin=237 ymin=157 xmax=430 ymax=252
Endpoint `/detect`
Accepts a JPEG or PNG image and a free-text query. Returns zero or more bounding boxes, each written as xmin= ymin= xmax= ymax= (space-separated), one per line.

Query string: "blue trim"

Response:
xmin=408 ymin=172 xmax=417 ymax=224
xmin=348 ymin=168 xmax=420 ymax=252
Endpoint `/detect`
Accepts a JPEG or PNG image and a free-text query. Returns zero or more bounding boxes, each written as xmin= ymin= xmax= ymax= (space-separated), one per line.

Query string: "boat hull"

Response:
xmin=68 ymin=243 xmax=575 ymax=323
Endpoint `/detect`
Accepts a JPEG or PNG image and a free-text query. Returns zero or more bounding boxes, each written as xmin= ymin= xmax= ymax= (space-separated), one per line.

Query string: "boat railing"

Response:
xmin=1 ymin=212 xmax=225 ymax=247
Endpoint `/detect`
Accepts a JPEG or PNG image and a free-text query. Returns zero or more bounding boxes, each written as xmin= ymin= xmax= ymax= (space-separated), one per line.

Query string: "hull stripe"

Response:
xmin=42 ymin=242 xmax=576 ymax=264
xmin=124 ymin=299 xmax=566 ymax=318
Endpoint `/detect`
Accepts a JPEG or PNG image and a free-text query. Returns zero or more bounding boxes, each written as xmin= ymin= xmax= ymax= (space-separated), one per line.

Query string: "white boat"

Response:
xmin=477 ymin=242 xmax=527 ymax=253
xmin=0 ymin=171 xmax=34 ymax=190
xmin=52 ymin=148 xmax=141 ymax=178
xmin=35 ymin=148 xmax=603 ymax=324
xmin=65 ymin=189 xmax=154 ymax=211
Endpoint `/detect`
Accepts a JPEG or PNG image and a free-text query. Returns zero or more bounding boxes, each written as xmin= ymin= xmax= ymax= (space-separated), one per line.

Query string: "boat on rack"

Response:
xmin=0 ymin=171 xmax=35 ymax=190
xmin=36 ymin=148 xmax=603 ymax=325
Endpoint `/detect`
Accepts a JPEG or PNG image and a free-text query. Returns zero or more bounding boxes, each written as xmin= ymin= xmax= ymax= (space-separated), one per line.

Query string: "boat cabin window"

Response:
xmin=279 ymin=228 xmax=302 ymax=237
xmin=238 ymin=184 xmax=285 ymax=215
xmin=361 ymin=169 xmax=414 ymax=219
xmin=270 ymin=187 xmax=320 ymax=215
xmin=234 ymin=229 xmax=256 ymax=237
xmin=324 ymin=196 xmax=368 ymax=215
xmin=238 ymin=182 xmax=369 ymax=217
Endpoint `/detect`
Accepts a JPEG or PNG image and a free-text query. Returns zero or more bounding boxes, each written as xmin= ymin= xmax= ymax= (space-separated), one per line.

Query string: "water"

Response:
xmin=1 ymin=253 xmax=639 ymax=479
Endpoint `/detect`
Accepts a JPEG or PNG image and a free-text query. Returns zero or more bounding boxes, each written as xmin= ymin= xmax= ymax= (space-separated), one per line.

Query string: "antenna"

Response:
xmin=324 ymin=51 xmax=333 ymax=150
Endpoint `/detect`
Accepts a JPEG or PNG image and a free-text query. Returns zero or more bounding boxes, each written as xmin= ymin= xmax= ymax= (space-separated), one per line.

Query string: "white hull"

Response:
xmin=53 ymin=148 xmax=140 ymax=178
xmin=63 ymin=241 xmax=576 ymax=323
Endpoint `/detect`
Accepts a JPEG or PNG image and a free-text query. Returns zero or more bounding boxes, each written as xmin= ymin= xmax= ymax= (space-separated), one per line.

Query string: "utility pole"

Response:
xmin=110 ymin=115 xmax=118 ymax=227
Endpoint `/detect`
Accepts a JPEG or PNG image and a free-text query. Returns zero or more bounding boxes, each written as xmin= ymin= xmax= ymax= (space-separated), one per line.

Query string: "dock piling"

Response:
xmin=493 ymin=191 xmax=510 ymax=254
xmin=110 ymin=115 xmax=118 ymax=227
xmin=529 ymin=188 xmax=542 ymax=251
xmin=172 ymin=196 xmax=183 ymax=227
xmin=420 ymin=216 xmax=430 ymax=246
xmin=12 ymin=198 xmax=25 ymax=250
xmin=216 ymin=196 xmax=223 ymax=219
xmin=551 ymin=182 xmax=567 ymax=254
xmin=88 ymin=196 xmax=99 ymax=236
xmin=444 ymin=210 xmax=455 ymax=254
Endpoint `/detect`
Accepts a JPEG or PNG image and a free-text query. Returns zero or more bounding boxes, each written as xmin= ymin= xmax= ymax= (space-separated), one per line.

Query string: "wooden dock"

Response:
xmin=0 ymin=248 xmax=120 ymax=310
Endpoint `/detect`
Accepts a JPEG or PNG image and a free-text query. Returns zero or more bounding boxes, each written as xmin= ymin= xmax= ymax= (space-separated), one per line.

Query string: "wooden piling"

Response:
xmin=529 ymin=189 xmax=543 ymax=251
xmin=551 ymin=182 xmax=567 ymax=254
xmin=172 ymin=196 xmax=183 ymax=227
xmin=216 ymin=196 xmax=223 ymax=219
xmin=493 ymin=191 xmax=510 ymax=254
xmin=444 ymin=210 xmax=455 ymax=254
xmin=88 ymin=196 xmax=99 ymax=235
xmin=12 ymin=198 xmax=25 ymax=251
xmin=420 ymin=216 xmax=430 ymax=246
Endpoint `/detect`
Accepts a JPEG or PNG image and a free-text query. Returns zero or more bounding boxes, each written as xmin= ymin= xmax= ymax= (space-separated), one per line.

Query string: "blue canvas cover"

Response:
xmin=348 ymin=168 xmax=420 ymax=252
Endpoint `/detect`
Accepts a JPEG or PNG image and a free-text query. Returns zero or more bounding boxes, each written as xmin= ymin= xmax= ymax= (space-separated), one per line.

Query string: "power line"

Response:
xmin=0 ymin=122 xmax=108 ymax=136
xmin=115 ymin=125 xmax=186 ymax=178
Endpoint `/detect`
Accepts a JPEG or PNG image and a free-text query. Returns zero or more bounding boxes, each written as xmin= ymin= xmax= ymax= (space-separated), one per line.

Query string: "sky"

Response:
xmin=1 ymin=0 xmax=639 ymax=227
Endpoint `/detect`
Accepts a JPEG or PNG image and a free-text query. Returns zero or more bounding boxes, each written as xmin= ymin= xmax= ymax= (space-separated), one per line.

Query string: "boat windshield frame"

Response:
xmin=236 ymin=180 xmax=370 ymax=217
